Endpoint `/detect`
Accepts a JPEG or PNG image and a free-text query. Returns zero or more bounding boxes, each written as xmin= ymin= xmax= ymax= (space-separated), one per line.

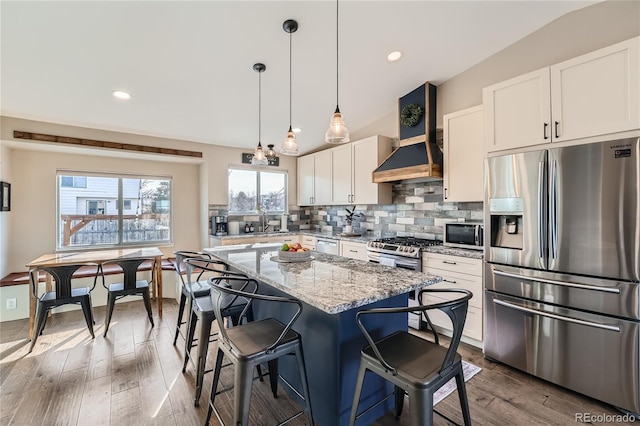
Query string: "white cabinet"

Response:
xmin=300 ymin=135 xmax=392 ymax=206
xmin=300 ymin=235 xmax=316 ymax=250
xmin=351 ymin=136 xmax=392 ymax=205
xmin=422 ymin=252 xmax=483 ymax=345
xmin=443 ymin=106 xmax=484 ymax=202
xmin=331 ymin=143 xmax=353 ymax=204
xmin=339 ymin=240 xmax=368 ymax=261
xmin=484 ymin=36 xmax=640 ymax=153
xmin=297 ymin=150 xmax=332 ymax=206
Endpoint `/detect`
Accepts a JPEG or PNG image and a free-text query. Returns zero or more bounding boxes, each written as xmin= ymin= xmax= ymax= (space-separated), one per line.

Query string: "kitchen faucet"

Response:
xmin=260 ymin=203 xmax=269 ymax=232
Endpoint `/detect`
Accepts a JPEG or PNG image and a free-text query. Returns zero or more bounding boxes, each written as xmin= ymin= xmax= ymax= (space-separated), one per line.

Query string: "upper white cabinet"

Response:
xmin=300 ymin=135 xmax=392 ymax=206
xmin=443 ymin=105 xmax=484 ymax=202
xmin=484 ymin=36 xmax=639 ymax=152
xmin=297 ymin=150 xmax=332 ymax=206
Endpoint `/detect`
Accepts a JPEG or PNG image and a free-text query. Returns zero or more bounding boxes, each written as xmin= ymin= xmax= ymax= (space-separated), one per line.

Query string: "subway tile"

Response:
xmin=396 ymin=217 xmax=414 ymax=225
xmin=406 ymin=196 xmax=425 ymax=203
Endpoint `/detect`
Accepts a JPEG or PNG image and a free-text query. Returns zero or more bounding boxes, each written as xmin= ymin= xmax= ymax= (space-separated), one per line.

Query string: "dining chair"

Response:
xmin=28 ymin=263 xmax=100 ymax=353
xmin=349 ymin=288 xmax=473 ymax=426
xmin=171 ymin=250 xmax=222 ymax=345
xmin=205 ymin=275 xmax=314 ymax=426
xmin=100 ymin=256 xmax=155 ymax=337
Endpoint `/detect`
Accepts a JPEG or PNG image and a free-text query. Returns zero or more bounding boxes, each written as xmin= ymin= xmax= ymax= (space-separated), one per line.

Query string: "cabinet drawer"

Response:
xmin=423 ymin=253 xmax=482 ymax=276
xmin=340 ymin=241 xmax=368 ymax=261
xmin=426 ymin=294 xmax=483 ymax=341
xmin=427 ymin=269 xmax=483 ymax=309
xmin=300 ymin=235 xmax=316 ymax=250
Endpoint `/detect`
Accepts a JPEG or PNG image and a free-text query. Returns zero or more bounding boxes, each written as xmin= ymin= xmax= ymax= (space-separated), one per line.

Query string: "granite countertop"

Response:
xmin=204 ymin=243 xmax=442 ymax=315
xmin=422 ymin=245 xmax=484 ymax=260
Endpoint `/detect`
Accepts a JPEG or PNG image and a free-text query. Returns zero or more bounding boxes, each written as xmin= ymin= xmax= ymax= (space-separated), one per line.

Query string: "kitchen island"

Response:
xmin=205 ymin=243 xmax=442 ymax=426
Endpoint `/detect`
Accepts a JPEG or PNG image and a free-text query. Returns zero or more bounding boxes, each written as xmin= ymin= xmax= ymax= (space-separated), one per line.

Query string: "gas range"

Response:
xmin=366 ymin=237 xmax=442 ymax=259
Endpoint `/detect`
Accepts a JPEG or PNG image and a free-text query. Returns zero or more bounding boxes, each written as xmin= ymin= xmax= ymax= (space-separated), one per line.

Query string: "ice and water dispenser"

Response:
xmin=489 ymin=197 xmax=524 ymax=250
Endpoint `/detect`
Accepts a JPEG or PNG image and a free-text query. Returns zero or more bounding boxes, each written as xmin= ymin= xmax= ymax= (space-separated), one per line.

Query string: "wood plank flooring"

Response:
xmin=0 ymin=299 xmax=631 ymax=425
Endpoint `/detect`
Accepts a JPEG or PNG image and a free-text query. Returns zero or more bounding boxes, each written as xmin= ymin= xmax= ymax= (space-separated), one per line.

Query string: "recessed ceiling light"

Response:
xmin=386 ymin=51 xmax=403 ymax=62
xmin=112 ymin=90 xmax=131 ymax=100
xmin=293 ymin=128 xmax=301 ymax=133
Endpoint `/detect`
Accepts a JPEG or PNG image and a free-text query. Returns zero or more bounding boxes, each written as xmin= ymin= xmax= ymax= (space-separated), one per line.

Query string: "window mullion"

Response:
xmin=118 ymin=178 xmax=123 ymax=244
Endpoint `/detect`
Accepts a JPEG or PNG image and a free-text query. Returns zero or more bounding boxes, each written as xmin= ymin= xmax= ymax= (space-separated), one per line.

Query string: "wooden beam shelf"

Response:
xmin=13 ymin=131 xmax=203 ymax=158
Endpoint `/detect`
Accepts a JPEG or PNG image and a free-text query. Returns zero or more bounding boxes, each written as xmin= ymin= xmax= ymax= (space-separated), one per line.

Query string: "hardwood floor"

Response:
xmin=0 ymin=299 xmax=630 ymax=425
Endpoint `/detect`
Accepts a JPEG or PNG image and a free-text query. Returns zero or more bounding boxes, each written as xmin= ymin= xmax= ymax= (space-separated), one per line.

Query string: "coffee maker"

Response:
xmin=212 ymin=215 xmax=228 ymax=236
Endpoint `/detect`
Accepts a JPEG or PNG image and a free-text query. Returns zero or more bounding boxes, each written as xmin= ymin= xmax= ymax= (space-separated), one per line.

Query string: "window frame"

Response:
xmin=227 ymin=166 xmax=288 ymax=215
xmin=56 ymin=171 xmax=173 ymax=251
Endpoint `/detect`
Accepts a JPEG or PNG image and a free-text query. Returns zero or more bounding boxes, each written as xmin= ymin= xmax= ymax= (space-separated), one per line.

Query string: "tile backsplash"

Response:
xmin=209 ymin=181 xmax=483 ymax=240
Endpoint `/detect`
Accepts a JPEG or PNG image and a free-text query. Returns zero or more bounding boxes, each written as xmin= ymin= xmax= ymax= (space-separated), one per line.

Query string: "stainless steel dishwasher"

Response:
xmin=315 ymin=238 xmax=339 ymax=255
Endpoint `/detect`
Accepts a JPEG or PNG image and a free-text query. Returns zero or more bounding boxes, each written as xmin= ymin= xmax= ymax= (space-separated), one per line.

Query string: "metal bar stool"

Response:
xmin=349 ymin=288 xmax=473 ymax=426
xmin=206 ymin=276 xmax=314 ymax=426
xmin=28 ymin=263 xmax=100 ymax=353
xmin=182 ymin=258 xmax=263 ymax=406
xmin=171 ymin=250 xmax=220 ymax=345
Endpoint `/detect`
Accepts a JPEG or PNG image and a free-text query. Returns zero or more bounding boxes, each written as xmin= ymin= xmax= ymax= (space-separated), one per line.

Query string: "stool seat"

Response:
xmin=350 ymin=288 xmax=473 ymax=426
xmin=226 ymin=318 xmax=299 ymax=358
xmin=107 ymin=280 xmax=149 ymax=292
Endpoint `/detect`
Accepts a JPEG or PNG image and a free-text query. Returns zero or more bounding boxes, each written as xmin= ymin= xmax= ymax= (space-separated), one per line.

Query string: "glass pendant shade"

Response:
xmin=251 ymin=141 xmax=268 ymax=165
xmin=325 ymin=109 xmax=350 ymax=144
xmin=265 ymin=144 xmax=277 ymax=160
xmin=281 ymin=126 xmax=299 ymax=156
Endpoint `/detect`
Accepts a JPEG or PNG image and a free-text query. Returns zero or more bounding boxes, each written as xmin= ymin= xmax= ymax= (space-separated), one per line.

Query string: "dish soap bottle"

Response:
xmin=244 ymin=223 xmax=250 ymax=233
xmin=249 ymin=223 xmax=255 ymax=233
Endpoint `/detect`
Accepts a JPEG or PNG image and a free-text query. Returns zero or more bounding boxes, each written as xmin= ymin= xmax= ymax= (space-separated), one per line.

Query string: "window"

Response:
xmin=228 ymin=168 xmax=287 ymax=214
xmin=57 ymin=172 xmax=172 ymax=249
xmin=60 ymin=175 xmax=87 ymax=188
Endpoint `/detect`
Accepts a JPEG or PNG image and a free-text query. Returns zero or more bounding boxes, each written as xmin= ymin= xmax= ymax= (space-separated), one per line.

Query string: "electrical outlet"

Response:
xmin=6 ymin=298 xmax=17 ymax=310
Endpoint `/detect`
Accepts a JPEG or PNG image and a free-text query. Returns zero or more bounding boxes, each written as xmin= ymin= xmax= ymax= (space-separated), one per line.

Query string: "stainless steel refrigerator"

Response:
xmin=484 ymin=137 xmax=640 ymax=414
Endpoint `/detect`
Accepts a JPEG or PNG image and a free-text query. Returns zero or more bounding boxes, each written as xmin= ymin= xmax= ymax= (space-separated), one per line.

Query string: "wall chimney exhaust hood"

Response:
xmin=373 ymin=82 xmax=443 ymax=183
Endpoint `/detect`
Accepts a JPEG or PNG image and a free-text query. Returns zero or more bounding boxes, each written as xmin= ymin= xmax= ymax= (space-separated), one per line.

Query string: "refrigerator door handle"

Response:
xmin=493 ymin=269 xmax=621 ymax=294
xmin=493 ymin=299 xmax=621 ymax=332
xmin=550 ymin=159 xmax=558 ymax=260
xmin=537 ymin=161 xmax=546 ymax=264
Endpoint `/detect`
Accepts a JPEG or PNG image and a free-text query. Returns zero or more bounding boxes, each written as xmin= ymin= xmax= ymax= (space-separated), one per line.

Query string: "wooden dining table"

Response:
xmin=26 ymin=247 xmax=164 ymax=340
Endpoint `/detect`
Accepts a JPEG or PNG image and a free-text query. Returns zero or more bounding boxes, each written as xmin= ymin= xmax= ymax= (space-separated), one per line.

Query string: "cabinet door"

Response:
xmin=484 ymin=68 xmax=551 ymax=152
xmin=352 ymin=136 xmax=392 ymax=205
xmin=443 ymin=106 xmax=484 ymax=202
xmin=314 ymin=150 xmax=332 ymax=205
xmin=551 ymin=36 xmax=640 ymax=142
xmin=339 ymin=241 xmax=368 ymax=261
xmin=297 ymin=155 xmax=315 ymax=206
xmin=331 ymin=143 xmax=353 ymax=204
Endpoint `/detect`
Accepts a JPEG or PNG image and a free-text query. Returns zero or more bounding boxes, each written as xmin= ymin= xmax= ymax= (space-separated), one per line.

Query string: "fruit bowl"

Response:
xmin=278 ymin=249 xmax=312 ymax=261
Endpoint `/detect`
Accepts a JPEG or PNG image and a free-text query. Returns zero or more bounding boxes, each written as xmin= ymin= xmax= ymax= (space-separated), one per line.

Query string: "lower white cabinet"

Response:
xmin=339 ymin=240 xmax=368 ymax=261
xmin=422 ymin=252 xmax=483 ymax=345
xmin=300 ymin=235 xmax=316 ymax=250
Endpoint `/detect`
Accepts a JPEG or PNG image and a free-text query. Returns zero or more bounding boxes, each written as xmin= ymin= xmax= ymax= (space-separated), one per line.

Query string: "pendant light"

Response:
xmin=325 ymin=0 xmax=349 ymax=144
xmin=251 ymin=63 xmax=269 ymax=166
xmin=280 ymin=19 xmax=300 ymax=156
xmin=265 ymin=144 xmax=276 ymax=160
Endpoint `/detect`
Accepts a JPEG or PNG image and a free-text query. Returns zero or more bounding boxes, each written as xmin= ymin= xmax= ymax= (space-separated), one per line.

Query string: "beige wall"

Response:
xmin=0 ymin=116 xmax=297 ymax=320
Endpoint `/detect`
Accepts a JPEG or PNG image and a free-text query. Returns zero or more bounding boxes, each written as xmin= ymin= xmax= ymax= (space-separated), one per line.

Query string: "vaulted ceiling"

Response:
xmin=1 ymin=1 xmax=595 ymax=155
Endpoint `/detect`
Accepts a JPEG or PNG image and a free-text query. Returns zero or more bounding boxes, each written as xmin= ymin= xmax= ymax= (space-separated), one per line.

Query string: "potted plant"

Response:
xmin=344 ymin=206 xmax=363 ymax=234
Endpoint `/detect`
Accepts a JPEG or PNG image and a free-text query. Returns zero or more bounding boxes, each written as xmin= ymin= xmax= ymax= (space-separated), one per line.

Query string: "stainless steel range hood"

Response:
xmin=373 ymin=82 xmax=442 ymax=183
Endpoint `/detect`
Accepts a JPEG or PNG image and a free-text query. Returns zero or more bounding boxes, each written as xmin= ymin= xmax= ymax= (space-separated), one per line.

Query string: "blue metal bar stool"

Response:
xmin=28 ymin=263 xmax=100 ymax=353
xmin=349 ymin=288 xmax=473 ymax=426
xmin=101 ymin=257 xmax=155 ymax=337
xmin=206 ymin=276 xmax=314 ymax=426
xmin=171 ymin=250 xmax=220 ymax=345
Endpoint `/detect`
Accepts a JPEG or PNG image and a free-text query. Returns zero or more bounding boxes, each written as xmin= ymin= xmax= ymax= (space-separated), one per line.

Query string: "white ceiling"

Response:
xmin=1 ymin=1 xmax=595 ymax=156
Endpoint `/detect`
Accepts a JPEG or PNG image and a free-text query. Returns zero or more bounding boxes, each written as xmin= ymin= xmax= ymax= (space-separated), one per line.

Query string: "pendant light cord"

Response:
xmin=258 ymin=68 xmax=262 ymax=144
xmin=336 ymin=0 xmax=339 ymax=111
xmin=289 ymin=30 xmax=292 ymax=128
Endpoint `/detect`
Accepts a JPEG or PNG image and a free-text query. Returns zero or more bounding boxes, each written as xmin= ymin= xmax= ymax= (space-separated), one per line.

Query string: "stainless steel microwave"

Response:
xmin=444 ymin=222 xmax=483 ymax=250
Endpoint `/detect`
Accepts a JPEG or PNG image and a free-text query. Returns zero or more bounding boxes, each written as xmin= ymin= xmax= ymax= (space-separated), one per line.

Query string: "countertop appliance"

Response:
xmin=444 ymin=222 xmax=483 ymax=250
xmin=212 ymin=215 xmax=228 ymax=236
xmin=366 ymin=237 xmax=442 ymax=329
xmin=315 ymin=238 xmax=339 ymax=255
xmin=484 ymin=137 xmax=640 ymax=415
